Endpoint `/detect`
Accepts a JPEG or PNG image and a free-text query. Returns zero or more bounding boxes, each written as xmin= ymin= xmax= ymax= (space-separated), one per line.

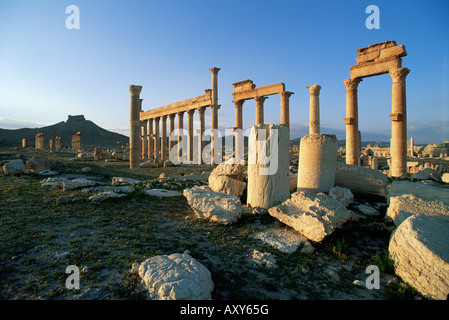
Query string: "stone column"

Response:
xmin=280 ymin=91 xmax=294 ymax=128
xmin=297 ymin=134 xmax=338 ymax=193
xmin=210 ymin=67 xmax=220 ymax=165
xmin=389 ymin=67 xmax=410 ymax=178
xmin=255 ymin=96 xmax=268 ymax=126
xmin=198 ymin=107 xmax=206 ymax=165
xmin=187 ymin=109 xmax=194 ymax=163
xmin=161 ymin=115 xmax=167 ymax=162
xmin=142 ymin=120 xmax=148 ymax=160
xmin=49 ymin=138 xmax=53 ymax=152
xmin=154 ymin=117 xmax=161 ymax=163
xmin=129 ymin=85 xmax=142 ymax=169
xmin=306 ymin=84 xmax=321 ymax=134
xmin=247 ymin=124 xmax=290 ymax=209
xmin=178 ymin=111 xmax=184 ymax=161
xmin=410 ymin=137 xmax=414 ymax=158
xmin=148 ymin=119 xmax=154 ymax=161
xmin=234 ymin=100 xmax=245 ymax=164
xmin=343 ymin=78 xmax=362 ymax=166
xmin=169 ymin=114 xmax=176 ymax=162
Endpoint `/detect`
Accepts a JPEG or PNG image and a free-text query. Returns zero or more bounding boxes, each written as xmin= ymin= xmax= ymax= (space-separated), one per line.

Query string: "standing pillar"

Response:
xmin=161 ymin=115 xmax=167 ymax=162
xmin=343 ymin=78 xmax=362 ymax=166
xmin=255 ymin=96 xmax=268 ymax=126
xmin=306 ymin=85 xmax=321 ymax=134
xmin=168 ymin=114 xmax=176 ymax=162
xmin=234 ymin=100 xmax=245 ymax=164
xmin=129 ymin=85 xmax=142 ymax=169
xmin=210 ymin=67 xmax=220 ymax=165
xmin=154 ymin=117 xmax=161 ymax=163
xmin=178 ymin=112 xmax=185 ymax=162
xmin=148 ymin=119 xmax=154 ymax=161
xmin=198 ymin=107 xmax=206 ymax=165
xmin=187 ymin=109 xmax=194 ymax=163
xmin=142 ymin=120 xmax=148 ymax=160
xmin=389 ymin=67 xmax=410 ymax=178
xmin=410 ymin=137 xmax=414 ymax=158
xmin=280 ymin=91 xmax=294 ymax=128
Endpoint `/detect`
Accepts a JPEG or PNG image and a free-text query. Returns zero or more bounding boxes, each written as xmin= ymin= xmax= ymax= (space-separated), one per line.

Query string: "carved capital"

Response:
xmin=234 ymin=100 xmax=245 ymax=108
xmin=280 ymin=91 xmax=294 ymax=100
xmin=254 ymin=96 xmax=268 ymax=104
xmin=389 ymin=112 xmax=404 ymax=122
xmin=389 ymin=67 xmax=410 ymax=83
xmin=344 ymin=78 xmax=362 ymax=91
xmin=343 ymin=117 xmax=355 ymax=125
xmin=306 ymin=85 xmax=321 ymax=96
xmin=209 ymin=67 xmax=221 ymax=74
xmin=129 ymin=85 xmax=142 ymax=96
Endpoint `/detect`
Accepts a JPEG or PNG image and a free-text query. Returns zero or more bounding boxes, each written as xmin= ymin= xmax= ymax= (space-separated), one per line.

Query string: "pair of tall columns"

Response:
xmin=343 ymin=67 xmax=410 ymax=177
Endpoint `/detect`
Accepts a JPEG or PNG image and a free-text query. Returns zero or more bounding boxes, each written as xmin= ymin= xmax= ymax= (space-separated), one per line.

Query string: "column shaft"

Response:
xmin=280 ymin=91 xmax=293 ymax=128
xmin=169 ymin=114 xmax=175 ymax=162
xmin=142 ymin=120 xmax=148 ymax=160
xmin=198 ymin=107 xmax=206 ymax=165
xmin=306 ymin=85 xmax=321 ymax=134
xmin=154 ymin=117 xmax=160 ymax=163
xmin=178 ymin=112 xmax=184 ymax=161
xmin=210 ymin=67 xmax=220 ymax=165
xmin=255 ymin=96 xmax=268 ymax=126
xmin=343 ymin=78 xmax=361 ymax=166
xmin=161 ymin=115 xmax=167 ymax=162
xmin=148 ymin=119 xmax=154 ymax=161
xmin=187 ymin=110 xmax=194 ymax=163
xmin=129 ymin=85 xmax=142 ymax=169
xmin=234 ymin=100 xmax=244 ymax=164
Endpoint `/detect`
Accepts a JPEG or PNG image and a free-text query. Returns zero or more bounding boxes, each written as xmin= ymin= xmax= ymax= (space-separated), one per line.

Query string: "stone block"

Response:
xmin=334 ymin=163 xmax=388 ymax=197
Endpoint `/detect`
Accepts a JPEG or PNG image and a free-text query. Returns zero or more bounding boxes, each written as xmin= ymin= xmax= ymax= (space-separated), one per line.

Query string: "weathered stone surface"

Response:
xmin=63 ymin=178 xmax=97 ymax=191
xmin=389 ymin=214 xmax=449 ymax=300
xmin=26 ymin=157 xmax=50 ymax=172
xmin=443 ymin=173 xmax=449 ymax=184
xmin=356 ymin=203 xmax=380 ymax=216
xmin=89 ymin=191 xmax=127 ymax=202
xmin=183 ymin=186 xmax=242 ymax=224
xmin=387 ymin=181 xmax=449 ymax=225
xmin=410 ymin=168 xmax=442 ymax=182
xmin=252 ymin=225 xmax=314 ymax=254
xmin=41 ymin=176 xmax=70 ymax=187
xmin=251 ymin=250 xmax=277 ymax=269
xmin=208 ymin=175 xmax=246 ymax=197
xmin=139 ymin=161 xmax=159 ymax=168
xmin=328 ymin=186 xmax=354 ymax=207
xmin=210 ymin=162 xmax=244 ymax=180
xmin=3 ymin=159 xmax=25 ymax=175
xmin=112 ymin=177 xmax=142 ymax=185
xmin=137 ymin=250 xmax=214 ymax=300
xmin=81 ymin=185 xmax=135 ymax=194
xmin=144 ymin=189 xmax=182 ymax=197
xmin=268 ymin=191 xmax=351 ymax=242
xmin=334 ymin=163 xmax=388 ymax=197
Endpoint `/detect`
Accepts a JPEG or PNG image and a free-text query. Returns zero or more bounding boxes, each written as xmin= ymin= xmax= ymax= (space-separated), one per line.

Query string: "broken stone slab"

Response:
xmin=209 ymin=162 xmax=244 ymax=180
xmin=41 ymin=176 xmax=70 ymax=187
xmin=37 ymin=170 xmax=59 ymax=176
xmin=112 ymin=177 xmax=142 ymax=185
xmin=334 ymin=163 xmax=388 ymax=197
xmin=443 ymin=173 xmax=449 ymax=183
xmin=268 ymin=191 xmax=351 ymax=242
xmin=356 ymin=203 xmax=380 ymax=216
xmin=389 ymin=214 xmax=449 ymax=300
xmin=136 ymin=250 xmax=214 ymax=300
xmin=252 ymin=225 xmax=314 ymax=254
xmin=208 ymin=175 xmax=246 ymax=197
xmin=183 ymin=186 xmax=242 ymax=224
xmin=386 ymin=181 xmax=449 ymax=225
xmin=144 ymin=189 xmax=183 ymax=197
xmin=140 ymin=160 xmax=160 ymax=168
xmin=89 ymin=191 xmax=127 ymax=202
xmin=81 ymin=185 xmax=135 ymax=194
xmin=26 ymin=157 xmax=50 ymax=173
xmin=63 ymin=178 xmax=98 ymax=191
xmin=3 ymin=159 xmax=25 ymax=175
xmin=328 ymin=186 xmax=354 ymax=207
xmin=410 ymin=168 xmax=442 ymax=182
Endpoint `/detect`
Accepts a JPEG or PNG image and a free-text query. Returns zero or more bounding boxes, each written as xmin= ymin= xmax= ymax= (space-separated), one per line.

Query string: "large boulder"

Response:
xmin=268 ymin=191 xmax=351 ymax=242
xmin=26 ymin=157 xmax=50 ymax=173
xmin=183 ymin=186 xmax=242 ymax=224
xmin=389 ymin=214 xmax=449 ymax=300
xmin=386 ymin=181 xmax=449 ymax=225
xmin=334 ymin=163 xmax=388 ymax=197
xmin=136 ymin=250 xmax=214 ymax=300
xmin=3 ymin=159 xmax=25 ymax=175
xmin=208 ymin=163 xmax=246 ymax=197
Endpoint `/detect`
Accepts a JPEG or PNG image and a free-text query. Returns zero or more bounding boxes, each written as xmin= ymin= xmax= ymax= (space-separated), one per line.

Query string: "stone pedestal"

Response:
xmin=247 ymin=124 xmax=290 ymax=209
xmin=297 ymin=134 xmax=338 ymax=193
xmin=129 ymin=85 xmax=142 ymax=169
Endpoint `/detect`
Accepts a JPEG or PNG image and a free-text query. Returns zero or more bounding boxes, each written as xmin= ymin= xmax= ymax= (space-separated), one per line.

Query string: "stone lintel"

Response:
xmin=350 ymin=56 xmax=402 ymax=79
xmin=140 ymin=91 xmax=213 ymax=120
xmin=232 ymin=82 xmax=286 ymax=101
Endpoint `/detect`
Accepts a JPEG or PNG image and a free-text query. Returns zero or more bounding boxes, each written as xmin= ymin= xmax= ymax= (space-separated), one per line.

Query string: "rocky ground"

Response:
xmin=0 ymin=149 xmax=426 ymax=300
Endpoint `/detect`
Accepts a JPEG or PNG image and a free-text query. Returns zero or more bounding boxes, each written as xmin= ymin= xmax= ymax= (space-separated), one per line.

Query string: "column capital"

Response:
xmin=254 ymin=96 xmax=268 ymax=103
xmin=233 ymin=100 xmax=245 ymax=108
xmin=306 ymin=84 xmax=321 ymax=96
xmin=161 ymin=114 xmax=167 ymax=120
xmin=209 ymin=67 xmax=221 ymax=73
xmin=280 ymin=91 xmax=294 ymax=99
xmin=344 ymin=78 xmax=362 ymax=91
xmin=187 ymin=109 xmax=195 ymax=115
xmin=129 ymin=85 xmax=142 ymax=96
xmin=178 ymin=111 xmax=185 ymax=117
xmin=169 ymin=113 xmax=176 ymax=119
xmin=389 ymin=67 xmax=410 ymax=83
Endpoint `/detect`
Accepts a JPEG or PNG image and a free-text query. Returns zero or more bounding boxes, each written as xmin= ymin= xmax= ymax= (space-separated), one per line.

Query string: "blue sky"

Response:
xmin=0 ymin=0 xmax=448 ymax=144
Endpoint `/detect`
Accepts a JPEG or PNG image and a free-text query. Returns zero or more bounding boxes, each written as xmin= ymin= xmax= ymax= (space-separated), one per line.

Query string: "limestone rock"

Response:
xmin=386 ymin=181 xmax=449 ymax=225
xmin=26 ymin=157 xmax=50 ymax=173
xmin=112 ymin=177 xmax=142 ymax=185
xmin=389 ymin=214 xmax=449 ymax=300
xmin=251 ymin=250 xmax=277 ymax=269
xmin=137 ymin=250 xmax=214 ymax=300
xmin=410 ymin=168 xmax=442 ymax=182
xmin=41 ymin=176 xmax=70 ymax=187
xmin=268 ymin=191 xmax=351 ymax=242
xmin=209 ymin=162 xmax=244 ymax=180
xmin=328 ymin=186 xmax=354 ymax=207
xmin=89 ymin=191 xmax=127 ymax=202
xmin=63 ymin=178 xmax=97 ymax=191
xmin=443 ymin=173 xmax=449 ymax=184
xmin=252 ymin=225 xmax=314 ymax=254
xmin=334 ymin=163 xmax=388 ymax=197
xmin=3 ymin=159 xmax=25 ymax=175
xmin=183 ymin=186 xmax=242 ymax=224
xmin=163 ymin=160 xmax=175 ymax=167
xmin=208 ymin=175 xmax=246 ymax=197
xmin=356 ymin=203 xmax=379 ymax=216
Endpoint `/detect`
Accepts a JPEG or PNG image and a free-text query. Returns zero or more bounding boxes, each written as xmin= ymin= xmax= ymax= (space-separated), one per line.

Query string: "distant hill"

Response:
xmin=0 ymin=115 xmax=129 ymax=148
